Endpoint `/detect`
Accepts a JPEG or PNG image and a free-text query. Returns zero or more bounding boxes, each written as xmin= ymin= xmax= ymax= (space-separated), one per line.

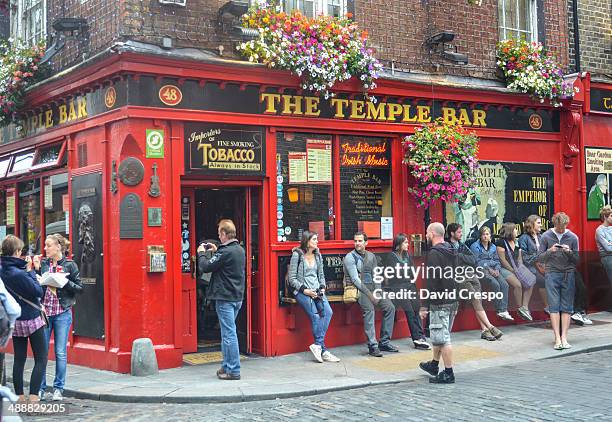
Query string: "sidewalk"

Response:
xmin=7 ymin=312 xmax=612 ymax=403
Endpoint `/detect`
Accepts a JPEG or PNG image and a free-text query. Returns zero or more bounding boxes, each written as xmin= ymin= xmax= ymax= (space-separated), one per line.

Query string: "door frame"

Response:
xmin=180 ymin=180 xmax=262 ymax=354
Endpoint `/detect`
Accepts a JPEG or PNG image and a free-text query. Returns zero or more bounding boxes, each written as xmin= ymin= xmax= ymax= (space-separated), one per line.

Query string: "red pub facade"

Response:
xmin=0 ymin=46 xmax=606 ymax=373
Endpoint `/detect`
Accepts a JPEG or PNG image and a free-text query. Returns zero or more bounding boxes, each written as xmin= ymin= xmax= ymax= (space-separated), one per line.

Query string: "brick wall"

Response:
xmin=47 ymin=0 xmax=119 ymax=70
xmin=568 ymin=0 xmax=612 ymax=79
xmin=46 ymin=0 xmax=570 ymax=80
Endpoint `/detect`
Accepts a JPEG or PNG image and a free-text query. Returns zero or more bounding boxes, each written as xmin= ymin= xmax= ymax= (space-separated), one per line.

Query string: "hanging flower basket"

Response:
xmin=0 ymin=41 xmax=47 ymax=128
xmin=402 ymin=119 xmax=479 ymax=208
xmin=236 ymin=4 xmax=382 ymax=100
xmin=496 ymin=39 xmax=574 ymax=107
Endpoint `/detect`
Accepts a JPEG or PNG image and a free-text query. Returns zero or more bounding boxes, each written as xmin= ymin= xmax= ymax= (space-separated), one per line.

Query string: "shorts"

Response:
xmin=545 ymin=271 xmax=575 ymax=314
xmin=429 ymin=303 xmax=458 ymax=346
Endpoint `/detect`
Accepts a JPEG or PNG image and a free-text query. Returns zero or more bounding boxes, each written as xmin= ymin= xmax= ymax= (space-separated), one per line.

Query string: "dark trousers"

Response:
xmin=392 ymin=298 xmax=425 ymax=342
xmin=12 ymin=327 xmax=48 ymax=395
xmin=574 ymin=271 xmax=588 ymax=313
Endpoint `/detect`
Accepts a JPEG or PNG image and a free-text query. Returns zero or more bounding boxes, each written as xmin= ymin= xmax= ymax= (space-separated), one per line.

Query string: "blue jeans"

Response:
xmin=40 ymin=309 xmax=72 ymax=392
xmin=295 ymin=292 xmax=333 ymax=352
xmin=482 ymin=273 xmax=509 ymax=313
xmin=215 ymin=300 xmax=242 ymax=376
xmin=545 ymin=272 xmax=575 ymax=314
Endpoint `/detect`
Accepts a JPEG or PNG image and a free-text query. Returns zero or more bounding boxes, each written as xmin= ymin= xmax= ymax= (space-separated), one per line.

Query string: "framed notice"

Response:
xmin=585 ymin=147 xmax=612 ymax=219
xmin=288 ymin=152 xmax=307 ymax=184
xmin=5 ymin=188 xmax=15 ymax=226
xmin=306 ymin=139 xmax=332 ymax=183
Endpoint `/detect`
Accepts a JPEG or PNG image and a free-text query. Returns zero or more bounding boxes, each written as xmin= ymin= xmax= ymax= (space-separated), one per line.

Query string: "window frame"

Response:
xmin=10 ymin=0 xmax=47 ymax=47
xmin=498 ymin=0 xmax=538 ymax=42
xmin=278 ymin=0 xmax=346 ymax=17
xmin=274 ymin=130 xmax=400 ymax=246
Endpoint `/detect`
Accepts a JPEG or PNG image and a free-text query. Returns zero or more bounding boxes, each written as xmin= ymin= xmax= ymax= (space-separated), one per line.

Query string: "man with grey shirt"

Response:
xmin=537 ymin=212 xmax=580 ymax=350
xmin=596 ymin=206 xmax=612 ymax=306
xmin=344 ymin=231 xmax=397 ymax=357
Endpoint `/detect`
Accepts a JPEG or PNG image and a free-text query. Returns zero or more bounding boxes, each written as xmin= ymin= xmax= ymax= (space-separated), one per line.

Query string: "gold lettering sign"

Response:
xmin=22 ymin=97 xmax=89 ymax=135
xmin=260 ymin=93 xmax=488 ymax=126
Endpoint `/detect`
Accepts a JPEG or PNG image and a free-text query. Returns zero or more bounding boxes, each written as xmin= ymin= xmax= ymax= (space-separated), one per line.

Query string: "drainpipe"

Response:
xmin=572 ymin=0 xmax=581 ymax=72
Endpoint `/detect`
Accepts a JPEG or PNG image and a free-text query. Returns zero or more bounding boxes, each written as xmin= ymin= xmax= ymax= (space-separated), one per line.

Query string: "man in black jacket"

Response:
xmin=419 ymin=222 xmax=459 ymax=384
xmin=197 ymin=219 xmax=245 ymax=380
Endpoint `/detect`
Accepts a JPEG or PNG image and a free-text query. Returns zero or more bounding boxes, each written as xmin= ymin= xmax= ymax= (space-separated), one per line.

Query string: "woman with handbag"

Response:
xmin=518 ymin=215 xmax=548 ymax=313
xmin=288 ymin=231 xmax=340 ymax=363
xmin=496 ymin=222 xmax=535 ymax=321
xmin=385 ymin=233 xmax=431 ymax=349
xmin=0 ymin=235 xmax=47 ymax=402
xmin=33 ymin=234 xmax=83 ymax=401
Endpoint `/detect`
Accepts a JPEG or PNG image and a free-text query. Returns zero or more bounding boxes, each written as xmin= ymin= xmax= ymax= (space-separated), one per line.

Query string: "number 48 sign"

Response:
xmin=146 ymin=129 xmax=165 ymax=158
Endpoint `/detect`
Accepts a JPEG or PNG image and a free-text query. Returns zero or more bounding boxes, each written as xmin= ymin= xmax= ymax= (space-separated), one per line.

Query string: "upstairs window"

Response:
xmin=282 ymin=0 xmax=345 ymax=17
xmin=11 ymin=0 xmax=47 ymax=46
xmin=498 ymin=0 xmax=537 ymax=42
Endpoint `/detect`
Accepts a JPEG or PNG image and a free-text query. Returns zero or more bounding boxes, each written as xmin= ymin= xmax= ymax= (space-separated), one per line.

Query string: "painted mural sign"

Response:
xmin=585 ymin=147 xmax=612 ymax=220
xmin=445 ymin=161 xmax=554 ymax=242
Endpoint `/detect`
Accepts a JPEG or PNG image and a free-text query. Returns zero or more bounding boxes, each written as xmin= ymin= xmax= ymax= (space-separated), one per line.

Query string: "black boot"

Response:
xmin=429 ymin=370 xmax=455 ymax=384
xmin=419 ymin=360 xmax=439 ymax=376
xmin=368 ymin=346 xmax=383 ymax=357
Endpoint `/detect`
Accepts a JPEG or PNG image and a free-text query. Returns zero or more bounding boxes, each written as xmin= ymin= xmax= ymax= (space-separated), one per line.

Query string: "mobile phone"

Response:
xmin=554 ymin=244 xmax=563 ymax=248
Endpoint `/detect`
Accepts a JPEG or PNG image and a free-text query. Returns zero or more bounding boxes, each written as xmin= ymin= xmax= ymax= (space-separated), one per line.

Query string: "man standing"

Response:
xmin=197 ymin=219 xmax=245 ymax=380
xmin=344 ymin=232 xmax=397 ymax=357
xmin=538 ymin=212 xmax=580 ymax=350
xmin=596 ymin=206 xmax=612 ymax=305
xmin=419 ymin=222 xmax=459 ymax=384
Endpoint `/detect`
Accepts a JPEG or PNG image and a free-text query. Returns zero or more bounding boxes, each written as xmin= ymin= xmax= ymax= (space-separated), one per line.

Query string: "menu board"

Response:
xmin=307 ymin=139 xmax=332 ymax=183
xmin=5 ymin=188 xmax=15 ymax=226
xmin=288 ymin=152 xmax=308 ymax=184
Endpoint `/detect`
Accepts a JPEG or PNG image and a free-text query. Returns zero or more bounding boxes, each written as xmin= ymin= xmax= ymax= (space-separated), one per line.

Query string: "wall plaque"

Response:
xmin=120 ymin=193 xmax=143 ymax=238
xmin=148 ymin=207 xmax=162 ymax=227
xmin=118 ymin=157 xmax=145 ymax=186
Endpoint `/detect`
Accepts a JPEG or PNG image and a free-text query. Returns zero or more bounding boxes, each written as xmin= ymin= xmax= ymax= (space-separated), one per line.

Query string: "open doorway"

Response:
xmin=180 ymin=186 xmax=259 ymax=356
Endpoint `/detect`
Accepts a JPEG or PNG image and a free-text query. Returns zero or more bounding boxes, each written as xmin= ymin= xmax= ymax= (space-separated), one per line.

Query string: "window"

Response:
xmin=31 ymin=142 xmax=66 ymax=171
xmin=0 ymin=157 xmax=12 ymax=179
xmin=8 ymin=150 xmax=35 ymax=176
xmin=276 ymin=132 xmax=394 ymax=243
xmin=10 ymin=0 xmax=47 ymax=46
xmin=0 ymin=189 xmax=16 ymax=238
xmin=498 ymin=0 xmax=537 ymax=42
xmin=277 ymin=132 xmax=334 ymax=241
xmin=18 ymin=179 xmax=41 ymax=255
xmin=44 ymin=173 xmax=69 ymax=239
xmin=282 ymin=0 xmax=345 ymax=17
xmin=339 ymin=136 xmax=392 ymax=240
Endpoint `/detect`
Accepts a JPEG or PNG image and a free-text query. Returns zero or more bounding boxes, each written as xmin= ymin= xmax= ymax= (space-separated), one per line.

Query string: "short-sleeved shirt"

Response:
xmin=496 ymin=239 xmax=520 ymax=262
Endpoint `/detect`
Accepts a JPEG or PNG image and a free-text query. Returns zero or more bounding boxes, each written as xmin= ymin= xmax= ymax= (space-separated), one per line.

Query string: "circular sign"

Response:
xmin=159 ymin=85 xmax=183 ymax=106
xmin=118 ymin=157 xmax=145 ymax=186
xmin=104 ymin=87 xmax=117 ymax=108
xmin=528 ymin=113 xmax=543 ymax=130
xmin=146 ymin=130 xmax=164 ymax=150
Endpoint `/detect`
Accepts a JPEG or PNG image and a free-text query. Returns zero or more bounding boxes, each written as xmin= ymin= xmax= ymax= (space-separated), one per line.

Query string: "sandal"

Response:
xmin=553 ymin=343 xmax=564 ymax=350
xmin=561 ymin=342 xmax=572 ymax=349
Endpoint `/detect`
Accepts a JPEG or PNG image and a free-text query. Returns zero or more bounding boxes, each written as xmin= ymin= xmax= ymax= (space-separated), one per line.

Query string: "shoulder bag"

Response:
xmin=342 ymin=252 xmax=361 ymax=303
xmin=6 ymin=287 xmax=49 ymax=327
xmin=504 ymin=240 xmax=536 ymax=288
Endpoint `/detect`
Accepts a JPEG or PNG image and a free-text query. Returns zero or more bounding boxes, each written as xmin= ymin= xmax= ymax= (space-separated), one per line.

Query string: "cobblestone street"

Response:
xmin=21 ymin=349 xmax=612 ymax=421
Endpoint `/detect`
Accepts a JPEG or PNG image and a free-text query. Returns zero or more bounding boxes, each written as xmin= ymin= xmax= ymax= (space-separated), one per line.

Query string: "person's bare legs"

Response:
xmin=476 ymin=309 xmax=493 ymax=330
xmin=506 ymin=275 xmax=522 ymax=307
xmin=432 ymin=345 xmax=441 ymax=361
xmin=550 ymin=312 xmax=561 ymax=346
xmin=522 ymin=286 xmax=534 ymax=309
xmin=440 ymin=345 xmax=453 ymax=368
xmin=560 ymin=313 xmax=571 ymax=345
xmin=539 ymin=288 xmax=549 ymax=309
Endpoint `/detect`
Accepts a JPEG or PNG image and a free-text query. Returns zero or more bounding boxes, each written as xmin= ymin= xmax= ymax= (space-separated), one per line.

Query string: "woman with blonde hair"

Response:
xmin=518 ymin=215 xmax=548 ymax=313
xmin=33 ymin=234 xmax=83 ymax=401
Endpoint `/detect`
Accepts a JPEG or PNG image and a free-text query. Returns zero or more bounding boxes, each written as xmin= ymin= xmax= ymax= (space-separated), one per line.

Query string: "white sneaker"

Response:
xmin=39 ymin=391 xmax=52 ymax=401
xmin=571 ymin=312 xmax=585 ymax=326
xmin=52 ymin=389 xmax=63 ymax=401
xmin=321 ymin=351 xmax=340 ymax=362
xmin=309 ymin=344 xmax=323 ymax=363
xmin=581 ymin=313 xmax=593 ymax=325
xmin=496 ymin=311 xmax=514 ymax=321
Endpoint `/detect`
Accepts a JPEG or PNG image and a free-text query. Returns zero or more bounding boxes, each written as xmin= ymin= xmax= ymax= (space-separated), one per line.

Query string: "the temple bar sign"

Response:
xmin=260 ymin=93 xmax=487 ymax=126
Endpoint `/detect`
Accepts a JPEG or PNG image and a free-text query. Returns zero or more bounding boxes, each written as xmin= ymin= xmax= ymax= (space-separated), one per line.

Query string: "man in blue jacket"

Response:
xmin=197 ymin=219 xmax=245 ymax=380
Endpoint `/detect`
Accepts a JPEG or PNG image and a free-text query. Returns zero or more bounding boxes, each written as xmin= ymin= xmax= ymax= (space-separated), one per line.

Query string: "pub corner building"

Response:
xmin=0 ymin=42 xmax=610 ymax=373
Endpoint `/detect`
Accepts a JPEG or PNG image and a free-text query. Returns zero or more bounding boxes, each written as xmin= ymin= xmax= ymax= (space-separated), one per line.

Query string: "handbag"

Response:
xmin=6 ymin=287 xmax=49 ymax=327
xmin=504 ymin=240 xmax=536 ymax=288
xmin=342 ymin=252 xmax=361 ymax=303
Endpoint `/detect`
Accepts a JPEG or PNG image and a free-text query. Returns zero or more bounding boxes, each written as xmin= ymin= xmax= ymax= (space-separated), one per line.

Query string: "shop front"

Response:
xmin=0 ymin=52 xmax=588 ymax=371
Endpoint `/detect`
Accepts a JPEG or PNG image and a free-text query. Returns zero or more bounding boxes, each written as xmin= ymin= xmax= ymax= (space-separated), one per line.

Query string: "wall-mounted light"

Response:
xmin=287 ymin=187 xmax=299 ymax=203
xmin=424 ymin=30 xmax=469 ymax=66
xmin=304 ymin=187 xmax=313 ymax=205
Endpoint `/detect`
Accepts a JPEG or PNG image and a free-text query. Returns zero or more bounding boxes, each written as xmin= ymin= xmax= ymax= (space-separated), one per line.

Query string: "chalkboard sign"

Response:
xmin=278 ymin=251 xmax=386 ymax=304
